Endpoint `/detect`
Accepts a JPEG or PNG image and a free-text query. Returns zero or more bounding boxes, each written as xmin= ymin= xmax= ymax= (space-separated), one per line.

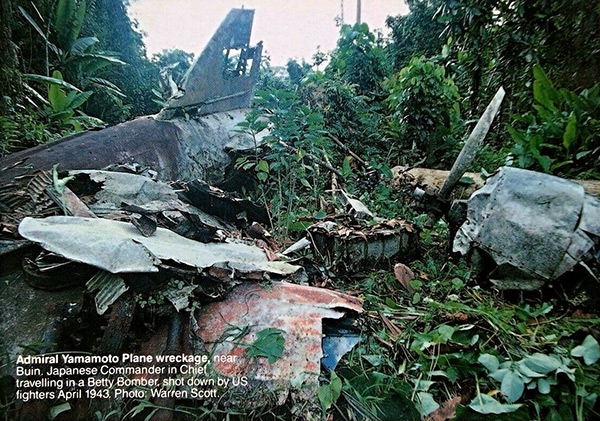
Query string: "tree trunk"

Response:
xmin=0 ymin=0 xmax=21 ymax=112
xmin=392 ymin=166 xmax=600 ymax=199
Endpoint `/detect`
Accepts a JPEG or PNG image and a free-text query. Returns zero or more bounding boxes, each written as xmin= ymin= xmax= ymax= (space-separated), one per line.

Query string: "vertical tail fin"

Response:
xmin=158 ymin=9 xmax=262 ymax=119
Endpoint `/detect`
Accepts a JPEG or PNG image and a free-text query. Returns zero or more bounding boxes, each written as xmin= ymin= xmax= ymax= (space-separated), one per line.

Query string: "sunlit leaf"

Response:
xmin=562 ymin=113 xmax=577 ymax=151
xmin=469 ymin=393 xmax=522 ymax=414
xmin=571 ymin=335 xmax=600 ymax=365
xmin=501 ymin=370 xmax=525 ymax=402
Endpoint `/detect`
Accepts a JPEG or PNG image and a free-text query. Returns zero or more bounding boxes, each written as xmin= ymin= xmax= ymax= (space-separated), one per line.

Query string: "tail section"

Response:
xmin=158 ymin=9 xmax=262 ymax=119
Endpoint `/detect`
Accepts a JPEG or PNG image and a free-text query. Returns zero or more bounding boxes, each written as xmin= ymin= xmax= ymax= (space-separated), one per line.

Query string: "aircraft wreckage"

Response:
xmin=0 ymin=9 xmax=364 ymax=420
xmin=1 ymin=7 xmax=599 ymax=421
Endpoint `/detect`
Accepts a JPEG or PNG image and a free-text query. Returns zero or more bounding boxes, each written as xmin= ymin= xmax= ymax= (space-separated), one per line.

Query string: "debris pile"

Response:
xmin=307 ymin=218 xmax=417 ymax=272
xmin=0 ymin=166 xmax=365 ymax=420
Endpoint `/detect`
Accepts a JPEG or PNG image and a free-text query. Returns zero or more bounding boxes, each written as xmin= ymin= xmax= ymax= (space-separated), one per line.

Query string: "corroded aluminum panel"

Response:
xmin=580 ymin=194 xmax=600 ymax=238
xmin=308 ymin=220 xmax=416 ymax=270
xmin=454 ymin=167 xmax=599 ymax=287
xmin=19 ymin=216 xmax=300 ymax=276
xmin=0 ymin=117 xmax=181 ymax=185
xmin=70 ymin=170 xmax=182 ymax=213
xmin=86 ymin=270 xmax=128 ymax=315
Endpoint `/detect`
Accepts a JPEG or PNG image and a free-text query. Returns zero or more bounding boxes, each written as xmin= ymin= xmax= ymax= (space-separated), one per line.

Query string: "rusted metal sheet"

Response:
xmin=192 ymin=282 xmax=362 ymax=405
xmin=45 ymin=186 xmax=96 ymax=218
xmin=158 ymin=9 xmax=262 ymax=119
xmin=97 ymin=294 xmax=135 ymax=355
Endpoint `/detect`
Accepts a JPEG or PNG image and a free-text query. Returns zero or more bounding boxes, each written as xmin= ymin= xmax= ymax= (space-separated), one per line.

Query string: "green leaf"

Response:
xmin=71 ymin=0 xmax=86 ymax=45
xmin=64 ymin=89 xmax=77 ymax=109
xmin=576 ymin=150 xmax=591 ymax=160
xmin=246 ymin=328 xmax=285 ymax=364
xmin=307 ymin=112 xmax=323 ymax=125
xmin=300 ymin=178 xmax=312 ymax=188
xmin=54 ymin=0 xmax=76 ymax=47
xmin=490 ymin=368 xmax=511 ymax=382
xmin=49 ymin=402 xmax=71 ymax=420
xmin=362 ymin=354 xmax=382 ymax=366
xmin=459 ymin=176 xmax=475 ymax=185
xmin=522 ymin=354 xmax=561 ymax=374
xmin=469 ymin=393 xmax=522 ymax=414
xmin=412 ymin=292 xmax=420 ymax=304
xmin=478 ymin=354 xmax=499 ymax=372
xmin=516 ymin=360 xmax=545 ymax=378
xmin=23 ymin=73 xmax=82 ymax=92
xmin=23 ymin=82 xmax=50 ymax=106
xmin=379 ymin=165 xmax=393 ymax=179
xmin=50 ymin=109 xmax=74 ymax=122
xmin=287 ymin=221 xmax=311 ymax=232
xmin=48 ymin=71 xmax=67 ymax=112
xmin=451 ymin=277 xmax=464 ymax=289
xmin=416 ymin=392 xmax=439 ymax=417
xmin=256 ymin=172 xmax=267 ymax=182
xmin=533 ymin=65 xmax=559 ymax=111
xmin=501 ymin=370 xmax=525 ymax=402
xmin=342 ymin=156 xmax=352 ymax=178
xmin=571 ymin=335 xmax=600 ymax=365
xmin=68 ymin=91 xmax=93 ymax=109
xmin=536 ymin=154 xmax=552 ymax=173
xmin=88 ymin=77 xmax=125 ymax=97
xmin=69 ymin=53 xmax=126 ymax=69
xmin=413 ymin=379 xmax=435 ymax=392
xmin=537 ymin=377 xmax=557 ymax=394
xmin=562 ymin=113 xmax=577 ymax=151
xmin=72 ymin=114 xmax=103 ymax=126
xmin=128 ymin=400 xmax=155 ymax=418
xmin=506 ymin=124 xmax=525 ymax=143
xmin=70 ymin=36 xmax=98 ymax=55
xmin=318 ymin=371 xmax=342 ymax=413
xmin=18 ymin=6 xmax=53 ymax=48
xmin=256 ymin=160 xmax=269 ymax=173
xmin=437 ymin=325 xmax=455 ymax=342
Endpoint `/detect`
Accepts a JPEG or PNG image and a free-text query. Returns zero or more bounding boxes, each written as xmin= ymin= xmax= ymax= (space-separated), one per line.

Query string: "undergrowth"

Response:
xmin=326 ymin=219 xmax=600 ymax=421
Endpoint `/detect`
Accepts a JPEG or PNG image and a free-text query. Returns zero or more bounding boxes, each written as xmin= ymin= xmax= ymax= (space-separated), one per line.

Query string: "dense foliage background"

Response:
xmin=0 ymin=0 xmax=193 ymax=153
